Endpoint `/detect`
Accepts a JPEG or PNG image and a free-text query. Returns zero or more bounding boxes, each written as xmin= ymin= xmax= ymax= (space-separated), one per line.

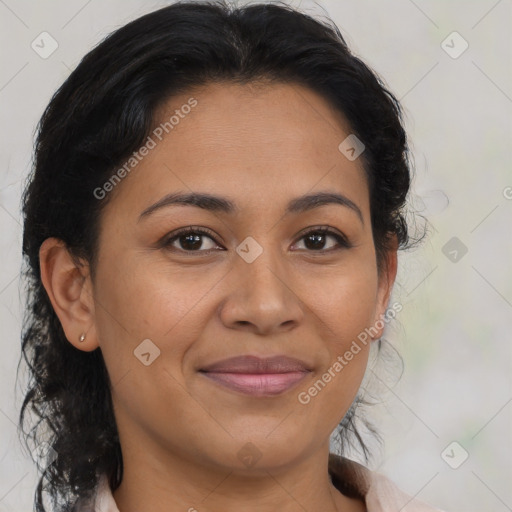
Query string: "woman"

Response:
xmin=19 ymin=1 xmax=444 ymax=510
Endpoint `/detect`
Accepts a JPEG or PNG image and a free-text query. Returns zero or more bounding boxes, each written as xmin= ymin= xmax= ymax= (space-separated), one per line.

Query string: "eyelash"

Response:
xmin=160 ymin=225 xmax=352 ymax=256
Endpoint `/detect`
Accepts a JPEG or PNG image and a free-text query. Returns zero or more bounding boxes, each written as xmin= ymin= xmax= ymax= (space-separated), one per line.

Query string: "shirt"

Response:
xmin=83 ymin=455 xmax=445 ymax=511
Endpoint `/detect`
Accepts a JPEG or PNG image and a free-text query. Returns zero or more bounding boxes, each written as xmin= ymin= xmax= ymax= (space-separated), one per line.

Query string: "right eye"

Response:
xmin=161 ymin=227 xmax=224 ymax=255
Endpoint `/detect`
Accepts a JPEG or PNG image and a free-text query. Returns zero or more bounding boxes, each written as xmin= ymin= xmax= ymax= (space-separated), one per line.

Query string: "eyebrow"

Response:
xmin=138 ymin=190 xmax=364 ymax=225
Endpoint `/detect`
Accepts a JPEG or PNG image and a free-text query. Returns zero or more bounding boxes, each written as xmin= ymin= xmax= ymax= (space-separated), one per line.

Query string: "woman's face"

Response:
xmin=81 ymin=82 xmax=396 ymax=472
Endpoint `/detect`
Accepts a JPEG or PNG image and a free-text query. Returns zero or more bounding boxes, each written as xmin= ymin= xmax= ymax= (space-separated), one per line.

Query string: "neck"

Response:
xmin=111 ymin=434 xmax=365 ymax=512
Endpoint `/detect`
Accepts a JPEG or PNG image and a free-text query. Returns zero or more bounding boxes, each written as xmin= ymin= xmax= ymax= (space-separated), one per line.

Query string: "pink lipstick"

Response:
xmin=199 ymin=355 xmax=312 ymax=397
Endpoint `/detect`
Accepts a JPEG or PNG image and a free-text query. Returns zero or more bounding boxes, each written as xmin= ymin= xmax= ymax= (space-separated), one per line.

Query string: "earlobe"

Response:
xmin=39 ymin=237 xmax=98 ymax=352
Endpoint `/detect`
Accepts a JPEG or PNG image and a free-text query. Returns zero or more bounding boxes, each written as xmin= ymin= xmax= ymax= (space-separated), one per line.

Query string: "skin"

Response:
xmin=40 ymin=81 xmax=397 ymax=512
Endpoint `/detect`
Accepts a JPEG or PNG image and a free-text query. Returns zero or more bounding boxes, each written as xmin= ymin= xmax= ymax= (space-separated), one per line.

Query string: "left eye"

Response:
xmin=292 ymin=228 xmax=350 ymax=252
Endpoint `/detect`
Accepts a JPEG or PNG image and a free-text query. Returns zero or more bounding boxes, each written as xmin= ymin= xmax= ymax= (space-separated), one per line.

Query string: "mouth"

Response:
xmin=198 ymin=355 xmax=312 ymax=397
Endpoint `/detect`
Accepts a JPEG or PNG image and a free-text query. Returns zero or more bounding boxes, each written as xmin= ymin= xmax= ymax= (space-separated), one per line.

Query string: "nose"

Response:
xmin=217 ymin=245 xmax=304 ymax=336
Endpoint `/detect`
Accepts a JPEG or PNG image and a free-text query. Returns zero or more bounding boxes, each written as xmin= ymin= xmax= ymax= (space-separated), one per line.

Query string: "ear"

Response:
xmin=39 ymin=237 xmax=99 ymax=352
xmin=370 ymin=235 xmax=399 ymax=340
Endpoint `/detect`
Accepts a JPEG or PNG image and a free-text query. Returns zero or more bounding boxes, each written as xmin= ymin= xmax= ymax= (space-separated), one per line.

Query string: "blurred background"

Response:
xmin=0 ymin=1 xmax=510 ymax=510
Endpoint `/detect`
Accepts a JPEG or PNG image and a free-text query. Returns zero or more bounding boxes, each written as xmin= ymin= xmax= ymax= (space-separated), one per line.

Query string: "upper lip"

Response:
xmin=199 ymin=355 xmax=313 ymax=374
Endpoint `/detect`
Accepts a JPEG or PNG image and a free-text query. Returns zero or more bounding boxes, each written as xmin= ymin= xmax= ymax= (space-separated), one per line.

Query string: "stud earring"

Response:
xmin=78 ymin=333 xmax=86 ymax=342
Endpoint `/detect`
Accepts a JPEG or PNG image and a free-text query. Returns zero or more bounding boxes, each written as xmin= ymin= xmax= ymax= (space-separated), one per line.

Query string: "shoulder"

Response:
xmin=328 ymin=454 xmax=446 ymax=512
xmin=365 ymin=470 xmax=446 ymax=511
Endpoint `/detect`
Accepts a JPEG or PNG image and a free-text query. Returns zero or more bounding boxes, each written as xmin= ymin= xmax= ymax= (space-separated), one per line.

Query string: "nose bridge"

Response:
xmin=237 ymin=234 xmax=288 ymax=302
xmin=219 ymin=234 xmax=303 ymax=333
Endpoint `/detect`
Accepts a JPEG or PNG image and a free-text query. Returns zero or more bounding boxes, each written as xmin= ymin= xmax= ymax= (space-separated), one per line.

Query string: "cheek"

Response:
xmin=95 ymin=255 xmax=202 ymax=338
xmin=93 ymin=255 xmax=219 ymax=385
xmin=92 ymin=258 xmax=210 ymax=431
xmin=311 ymin=259 xmax=379 ymax=344
xmin=304 ymin=259 xmax=378 ymax=397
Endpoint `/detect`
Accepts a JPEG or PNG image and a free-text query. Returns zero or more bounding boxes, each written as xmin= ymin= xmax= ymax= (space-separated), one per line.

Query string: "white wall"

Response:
xmin=0 ymin=1 xmax=510 ymax=511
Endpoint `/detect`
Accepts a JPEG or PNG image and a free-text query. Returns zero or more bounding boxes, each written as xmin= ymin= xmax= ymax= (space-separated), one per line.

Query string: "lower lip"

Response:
xmin=200 ymin=371 xmax=309 ymax=396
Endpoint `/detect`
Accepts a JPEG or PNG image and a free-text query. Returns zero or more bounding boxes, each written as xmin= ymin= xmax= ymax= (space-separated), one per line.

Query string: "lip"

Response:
xmin=199 ymin=355 xmax=312 ymax=397
xmin=200 ymin=355 xmax=313 ymax=373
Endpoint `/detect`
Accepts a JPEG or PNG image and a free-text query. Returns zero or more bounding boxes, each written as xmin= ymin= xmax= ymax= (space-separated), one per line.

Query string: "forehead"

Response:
xmin=102 ymin=81 xmax=369 ymax=222
xmin=154 ymin=80 xmax=356 ymax=155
